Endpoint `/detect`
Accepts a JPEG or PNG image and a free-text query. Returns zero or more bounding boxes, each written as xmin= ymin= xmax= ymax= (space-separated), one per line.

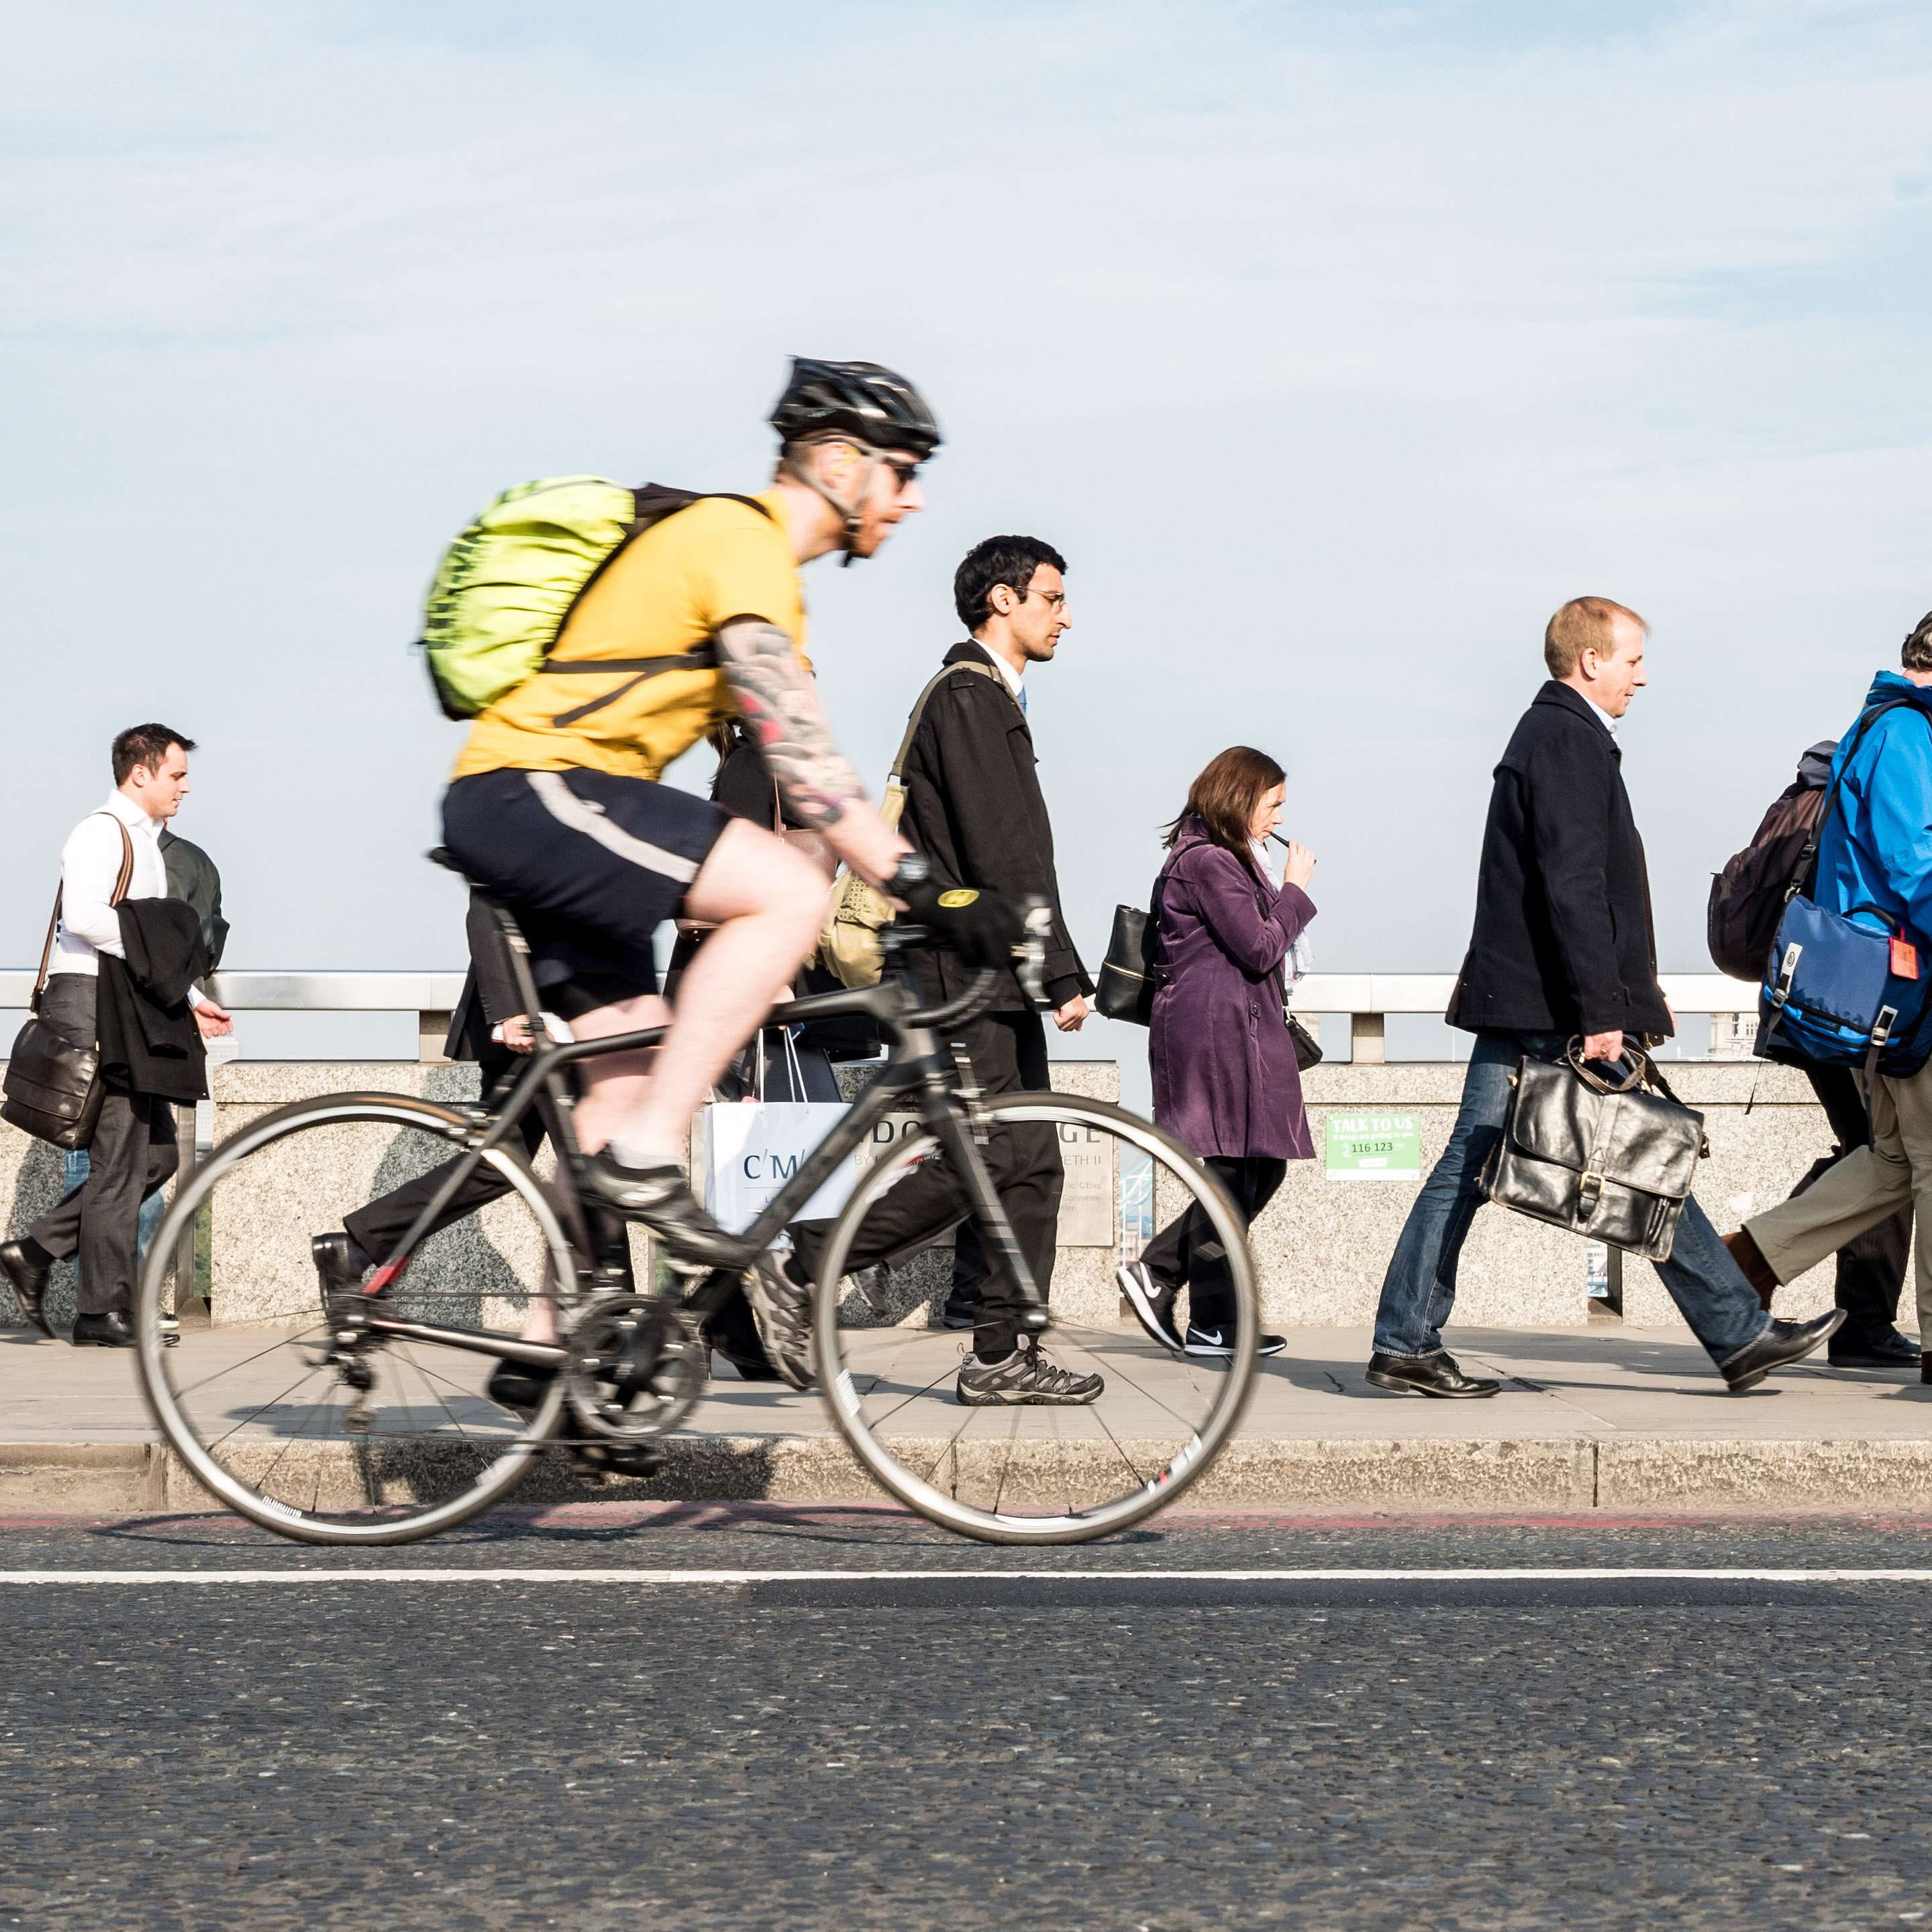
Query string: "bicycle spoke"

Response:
xmin=168 ymin=1323 xmax=329 ymax=1402
xmin=815 ymin=1096 xmax=1258 ymax=1540
xmin=141 ymin=1093 xmax=574 ymax=1543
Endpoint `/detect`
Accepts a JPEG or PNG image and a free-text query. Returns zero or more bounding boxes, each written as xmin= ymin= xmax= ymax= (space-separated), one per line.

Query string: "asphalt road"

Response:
xmin=7 ymin=1506 xmax=1932 ymax=1931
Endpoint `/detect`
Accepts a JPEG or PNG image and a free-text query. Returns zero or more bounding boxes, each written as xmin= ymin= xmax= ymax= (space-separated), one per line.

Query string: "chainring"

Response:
xmin=563 ymin=1291 xmax=709 ymax=1441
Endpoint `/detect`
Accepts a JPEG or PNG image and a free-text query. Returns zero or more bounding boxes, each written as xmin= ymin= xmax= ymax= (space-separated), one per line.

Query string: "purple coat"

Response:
xmin=1149 ymin=828 xmax=1317 ymax=1161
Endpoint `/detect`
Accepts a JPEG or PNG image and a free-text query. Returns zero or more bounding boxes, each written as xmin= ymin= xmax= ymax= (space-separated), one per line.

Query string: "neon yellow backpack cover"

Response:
xmin=417 ymin=478 xmax=770 ymax=721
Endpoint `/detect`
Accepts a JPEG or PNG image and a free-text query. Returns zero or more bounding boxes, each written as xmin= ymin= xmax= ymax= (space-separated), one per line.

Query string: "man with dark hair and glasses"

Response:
xmin=789 ymin=534 xmax=1099 ymax=1405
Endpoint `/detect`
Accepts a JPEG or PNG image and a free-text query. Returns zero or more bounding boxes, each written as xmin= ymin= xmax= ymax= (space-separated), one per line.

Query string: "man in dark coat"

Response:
xmin=790 ymin=535 xmax=1099 ymax=1405
xmin=1364 ymin=597 xmax=1841 ymax=1396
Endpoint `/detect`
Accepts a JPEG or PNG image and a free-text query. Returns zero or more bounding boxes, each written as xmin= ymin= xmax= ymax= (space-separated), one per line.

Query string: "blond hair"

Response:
xmin=1543 ymin=597 xmax=1647 ymax=678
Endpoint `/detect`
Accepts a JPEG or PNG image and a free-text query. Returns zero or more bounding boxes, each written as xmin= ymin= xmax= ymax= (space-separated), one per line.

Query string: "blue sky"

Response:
xmin=4 ymin=1 xmax=1929 ymax=1067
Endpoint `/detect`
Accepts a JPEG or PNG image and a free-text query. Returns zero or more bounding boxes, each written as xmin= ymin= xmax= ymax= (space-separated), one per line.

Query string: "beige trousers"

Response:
xmin=1746 ymin=1059 xmax=1932 ymax=1336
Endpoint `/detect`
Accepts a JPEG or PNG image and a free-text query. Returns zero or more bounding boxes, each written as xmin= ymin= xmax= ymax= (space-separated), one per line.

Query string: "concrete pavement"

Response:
xmin=7 ymin=1321 xmax=1932 ymax=1514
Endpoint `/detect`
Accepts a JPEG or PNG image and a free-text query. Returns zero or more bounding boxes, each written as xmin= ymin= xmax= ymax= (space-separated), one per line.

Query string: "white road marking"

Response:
xmin=0 ymin=1568 xmax=1929 ymax=1585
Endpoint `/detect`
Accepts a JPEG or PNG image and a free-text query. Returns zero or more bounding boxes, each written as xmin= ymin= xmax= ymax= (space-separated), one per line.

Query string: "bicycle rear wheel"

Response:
xmin=136 ymin=1092 xmax=578 ymax=1545
xmin=812 ymin=1095 xmax=1259 ymax=1543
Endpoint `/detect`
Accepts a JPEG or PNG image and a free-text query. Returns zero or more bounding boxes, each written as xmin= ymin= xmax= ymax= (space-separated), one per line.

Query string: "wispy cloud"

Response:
xmin=3 ymin=2 xmax=1928 ymax=1043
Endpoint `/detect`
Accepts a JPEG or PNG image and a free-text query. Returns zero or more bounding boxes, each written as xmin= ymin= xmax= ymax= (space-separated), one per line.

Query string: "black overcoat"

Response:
xmin=1447 ymin=680 xmax=1672 ymax=1041
xmin=899 ymin=640 xmax=1092 ymax=1012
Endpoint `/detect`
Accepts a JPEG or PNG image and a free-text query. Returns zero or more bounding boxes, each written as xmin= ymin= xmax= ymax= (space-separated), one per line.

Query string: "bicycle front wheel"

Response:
xmin=813 ymin=1095 xmax=1259 ymax=1543
xmin=136 ymin=1092 xmax=578 ymax=1545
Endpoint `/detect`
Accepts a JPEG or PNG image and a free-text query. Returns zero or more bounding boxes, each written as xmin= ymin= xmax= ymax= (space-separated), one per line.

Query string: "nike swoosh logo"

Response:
xmin=1193 ymin=1330 xmax=1223 ymax=1346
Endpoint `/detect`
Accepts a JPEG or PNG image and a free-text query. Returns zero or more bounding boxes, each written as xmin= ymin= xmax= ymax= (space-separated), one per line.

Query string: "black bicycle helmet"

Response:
xmin=769 ymin=357 xmax=942 ymax=462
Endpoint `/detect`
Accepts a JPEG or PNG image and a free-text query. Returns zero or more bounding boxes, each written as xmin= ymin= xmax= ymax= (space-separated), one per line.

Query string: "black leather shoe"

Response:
xmin=486 ymin=1360 xmax=557 ymax=1415
xmin=0 ymin=1239 xmax=54 ymax=1340
xmin=311 ymin=1231 xmax=373 ymax=1303
xmin=1365 ymin=1350 xmax=1501 ymax=1398
xmin=1827 ymin=1326 xmax=1921 ymax=1369
xmin=580 ymin=1152 xmax=744 ymax=1266
xmin=71 ymin=1310 xmax=136 ymax=1349
xmin=1722 ymin=1310 xmax=1845 ymax=1391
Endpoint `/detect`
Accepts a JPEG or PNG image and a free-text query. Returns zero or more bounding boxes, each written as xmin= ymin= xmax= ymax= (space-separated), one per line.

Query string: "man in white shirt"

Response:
xmin=1 ymin=725 xmax=232 ymax=1347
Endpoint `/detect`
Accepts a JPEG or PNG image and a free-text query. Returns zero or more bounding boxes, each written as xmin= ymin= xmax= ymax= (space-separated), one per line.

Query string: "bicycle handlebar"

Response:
xmin=876 ymin=894 xmax=1052 ymax=1032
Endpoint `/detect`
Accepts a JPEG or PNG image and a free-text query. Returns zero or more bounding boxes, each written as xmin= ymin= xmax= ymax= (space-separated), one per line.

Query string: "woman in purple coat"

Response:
xmin=1117 ymin=746 xmax=1317 ymax=1357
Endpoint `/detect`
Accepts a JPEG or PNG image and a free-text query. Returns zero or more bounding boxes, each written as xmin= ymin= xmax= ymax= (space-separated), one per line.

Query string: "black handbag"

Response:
xmin=1288 ymin=1012 xmax=1323 ymax=1071
xmin=1095 ymin=903 xmax=1158 ymax=1025
xmin=3 ymin=818 xmax=134 ymax=1150
xmin=1481 ymin=1040 xmax=1707 ymax=1262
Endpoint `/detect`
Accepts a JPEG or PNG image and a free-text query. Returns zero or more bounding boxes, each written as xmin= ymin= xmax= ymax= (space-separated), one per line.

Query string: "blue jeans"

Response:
xmin=1370 ymin=1031 xmax=1770 ymax=1368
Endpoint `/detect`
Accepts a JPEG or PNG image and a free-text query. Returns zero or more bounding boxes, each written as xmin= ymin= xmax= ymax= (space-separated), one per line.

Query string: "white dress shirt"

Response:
xmin=985 ymin=649 xmax=1026 ymax=707
xmin=48 ymin=791 xmax=205 ymax=1005
xmin=1586 ymin=695 xmax=1620 ymax=738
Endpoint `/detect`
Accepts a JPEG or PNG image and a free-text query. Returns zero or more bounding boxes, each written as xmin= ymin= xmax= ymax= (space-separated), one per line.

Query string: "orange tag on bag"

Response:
xmin=1892 ymin=937 xmax=1919 ymax=980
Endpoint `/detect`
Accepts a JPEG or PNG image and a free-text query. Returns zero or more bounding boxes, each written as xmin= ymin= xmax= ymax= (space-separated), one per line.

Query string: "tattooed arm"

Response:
xmin=716 ymin=617 xmax=909 ymax=886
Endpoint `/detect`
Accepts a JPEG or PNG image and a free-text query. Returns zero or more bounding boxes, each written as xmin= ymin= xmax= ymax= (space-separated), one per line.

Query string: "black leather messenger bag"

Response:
xmin=2 ymin=817 xmax=134 ymax=1150
xmin=1481 ymin=1041 xmax=1708 ymax=1263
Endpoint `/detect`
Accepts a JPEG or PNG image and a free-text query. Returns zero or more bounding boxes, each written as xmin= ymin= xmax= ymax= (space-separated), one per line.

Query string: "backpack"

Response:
xmin=417 ymin=478 xmax=770 ymax=721
xmin=1758 ymin=699 xmax=1932 ymax=1082
xmin=1707 ymin=784 xmax=1826 ymax=981
xmin=816 ymin=659 xmax=1005 ymax=988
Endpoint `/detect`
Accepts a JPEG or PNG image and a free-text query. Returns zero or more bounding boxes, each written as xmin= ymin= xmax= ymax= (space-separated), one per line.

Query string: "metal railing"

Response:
xmin=0 ymin=968 xmax=1766 ymax=1065
xmin=1288 ymin=973 xmax=1762 ymax=1062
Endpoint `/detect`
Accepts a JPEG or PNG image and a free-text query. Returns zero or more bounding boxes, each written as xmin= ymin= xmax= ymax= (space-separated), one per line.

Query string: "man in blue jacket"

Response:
xmin=1733 ymin=611 xmax=1932 ymax=1374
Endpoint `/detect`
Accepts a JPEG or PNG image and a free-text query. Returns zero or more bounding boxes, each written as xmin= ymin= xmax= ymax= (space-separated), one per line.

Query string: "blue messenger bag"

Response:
xmin=1760 ymin=700 xmax=1932 ymax=1084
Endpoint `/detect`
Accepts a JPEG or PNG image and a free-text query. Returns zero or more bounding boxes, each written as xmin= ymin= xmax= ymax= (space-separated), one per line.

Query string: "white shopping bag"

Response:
xmin=694 ymin=1030 xmax=858 ymax=1235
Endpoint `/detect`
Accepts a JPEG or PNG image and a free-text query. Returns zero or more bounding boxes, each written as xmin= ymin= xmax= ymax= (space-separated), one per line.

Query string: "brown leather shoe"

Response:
xmin=1722 ymin=1228 xmax=1780 ymax=1312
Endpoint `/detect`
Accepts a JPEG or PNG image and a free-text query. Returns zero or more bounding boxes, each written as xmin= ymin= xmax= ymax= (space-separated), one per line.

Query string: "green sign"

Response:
xmin=1324 ymin=1113 xmax=1422 ymax=1182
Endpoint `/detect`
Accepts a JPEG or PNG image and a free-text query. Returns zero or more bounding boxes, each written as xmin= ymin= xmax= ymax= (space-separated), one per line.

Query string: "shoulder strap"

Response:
xmin=887 ymin=660 xmax=1002 ymax=785
xmin=33 ymin=814 xmax=136 ymax=1012
xmin=109 ymin=818 xmax=134 ymax=906
xmin=1785 ymin=699 xmax=1918 ymax=904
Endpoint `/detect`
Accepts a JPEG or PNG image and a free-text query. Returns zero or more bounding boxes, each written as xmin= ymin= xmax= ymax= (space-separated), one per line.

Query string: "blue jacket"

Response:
xmin=1816 ymin=671 xmax=1932 ymax=948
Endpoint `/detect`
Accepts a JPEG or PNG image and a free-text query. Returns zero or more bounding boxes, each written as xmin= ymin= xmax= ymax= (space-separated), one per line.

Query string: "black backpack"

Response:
xmin=1707 ymin=779 xmax=1826 ymax=982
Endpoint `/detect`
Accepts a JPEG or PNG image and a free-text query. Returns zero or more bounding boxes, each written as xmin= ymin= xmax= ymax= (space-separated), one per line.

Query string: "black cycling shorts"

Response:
xmin=442 ymin=768 xmax=729 ymax=1012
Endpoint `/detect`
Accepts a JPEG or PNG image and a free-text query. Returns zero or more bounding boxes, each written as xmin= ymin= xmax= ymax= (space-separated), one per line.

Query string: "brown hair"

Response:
xmin=1902 ymin=611 xmax=1932 ymax=673
xmin=1543 ymin=597 xmax=1648 ymax=678
xmin=1164 ymin=746 xmax=1285 ymax=859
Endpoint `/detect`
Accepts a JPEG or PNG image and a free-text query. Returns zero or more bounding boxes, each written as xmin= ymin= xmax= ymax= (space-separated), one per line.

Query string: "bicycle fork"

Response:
xmin=922 ymin=1095 xmax=1051 ymax=1335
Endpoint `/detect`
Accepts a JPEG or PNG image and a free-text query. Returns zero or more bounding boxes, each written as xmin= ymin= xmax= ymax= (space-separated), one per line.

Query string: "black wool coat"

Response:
xmin=1447 ymin=680 xmax=1672 ymax=1041
xmin=899 ymin=640 xmax=1092 ymax=1012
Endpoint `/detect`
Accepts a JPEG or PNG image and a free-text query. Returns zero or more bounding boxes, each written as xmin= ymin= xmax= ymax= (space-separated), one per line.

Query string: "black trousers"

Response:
xmin=791 ymin=1007 xmax=1062 ymax=1358
xmin=1139 ymin=1155 xmax=1286 ymax=1333
xmin=27 ymin=976 xmax=179 ymax=1317
xmin=344 ymin=1051 xmax=548 ymax=1263
xmin=1796 ymin=1064 xmax=1910 ymax=1335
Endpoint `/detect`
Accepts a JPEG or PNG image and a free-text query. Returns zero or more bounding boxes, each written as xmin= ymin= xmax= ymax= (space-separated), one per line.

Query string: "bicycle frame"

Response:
xmin=350 ymin=895 xmax=1042 ymax=1368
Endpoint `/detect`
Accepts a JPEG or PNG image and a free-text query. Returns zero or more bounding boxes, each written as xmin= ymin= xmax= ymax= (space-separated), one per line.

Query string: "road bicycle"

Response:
xmin=136 ymin=870 xmax=1260 ymax=1545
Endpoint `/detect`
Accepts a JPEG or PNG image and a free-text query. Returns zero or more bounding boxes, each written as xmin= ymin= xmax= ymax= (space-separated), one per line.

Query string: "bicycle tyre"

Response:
xmin=136 ymin=1092 xmax=578 ymax=1546
xmin=812 ymin=1094 xmax=1259 ymax=1543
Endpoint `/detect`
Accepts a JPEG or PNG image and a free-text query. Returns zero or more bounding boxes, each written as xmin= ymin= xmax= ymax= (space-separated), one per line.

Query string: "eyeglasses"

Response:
xmin=1021 ymin=587 xmax=1066 ymax=609
xmin=884 ymin=458 xmax=921 ymax=492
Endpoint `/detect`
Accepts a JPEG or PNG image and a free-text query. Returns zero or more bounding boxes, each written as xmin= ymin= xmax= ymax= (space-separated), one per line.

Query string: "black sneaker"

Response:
xmin=1116 ymin=1260 xmax=1184 ymax=1351
xmin=939 ymin=1291 xmax=979 ymax=1331
xmin=580 ymin=1152 xmax=744 ymax=1267
xmin=1827 ymin=1325 xmax=1920 ymax=1369
xmin=1183 ymin=1323 xmax=1286 ymax=1358
xmin=956 ymin=1335 xmax=1103 ymax=1406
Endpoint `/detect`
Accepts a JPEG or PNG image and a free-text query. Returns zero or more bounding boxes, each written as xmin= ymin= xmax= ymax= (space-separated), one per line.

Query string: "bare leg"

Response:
xmin=587 ymin=818 xmax=827 ymax=1165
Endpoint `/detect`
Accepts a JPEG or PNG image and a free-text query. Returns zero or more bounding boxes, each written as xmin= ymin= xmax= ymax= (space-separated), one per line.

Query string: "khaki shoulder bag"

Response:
xmin=817 ymin=659 xmax=1005 ymax=988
